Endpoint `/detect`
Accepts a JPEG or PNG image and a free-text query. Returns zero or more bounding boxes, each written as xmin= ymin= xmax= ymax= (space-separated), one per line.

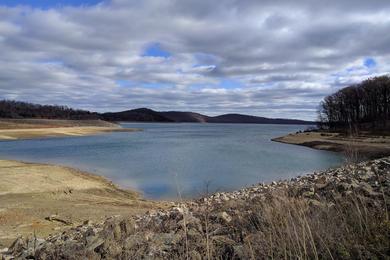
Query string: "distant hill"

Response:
xmin=207 ymin=113 xmax=313 ymax=124
xmin=101 ymin=108 xmax=174 ymax=122
xmin=0 ymin=100 xmax=314 ymax=125
xmin=102 ymin=108 xmax=314 ymax=125
xmin=160 ymin=111 xmax=209 ymax=122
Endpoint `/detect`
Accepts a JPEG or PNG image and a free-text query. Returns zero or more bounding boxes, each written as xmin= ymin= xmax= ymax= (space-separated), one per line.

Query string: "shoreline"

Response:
xmin=0 ymin=159 xmax=165 ymax=248
xmin=272 ymin=131 xmax=390 ymax=159
xmin=0 ymin=119 xmax=140 ymax=141
xmin=3 ymin=156 xmax=389 ymax=258
xmin=0 ymin=126 xmax=139 ymax=141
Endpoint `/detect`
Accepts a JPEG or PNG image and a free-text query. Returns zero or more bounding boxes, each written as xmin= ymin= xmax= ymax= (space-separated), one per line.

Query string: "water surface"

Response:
xmin=0 ymin=123 xmax=343 ymax=199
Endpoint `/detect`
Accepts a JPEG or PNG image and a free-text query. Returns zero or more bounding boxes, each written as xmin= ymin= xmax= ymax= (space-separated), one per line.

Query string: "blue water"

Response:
xmin=0 ymin=123 xmax=343 ymax=199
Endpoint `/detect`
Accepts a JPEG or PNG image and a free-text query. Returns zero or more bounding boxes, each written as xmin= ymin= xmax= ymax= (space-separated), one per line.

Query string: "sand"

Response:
xmin=0 ymin=160 xmax=165 ymax=248
xmin=0 ymin=126 xmax=137 ymax=140
xmin=0 ymin=119 xmax=138 ymax=141
xmin=272 ymin=131 xmax=390 ymax=158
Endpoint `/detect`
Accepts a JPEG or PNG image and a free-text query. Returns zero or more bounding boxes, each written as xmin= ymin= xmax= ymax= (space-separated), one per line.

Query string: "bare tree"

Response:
xmin=318 ymin=75 xmax=390 ymax=131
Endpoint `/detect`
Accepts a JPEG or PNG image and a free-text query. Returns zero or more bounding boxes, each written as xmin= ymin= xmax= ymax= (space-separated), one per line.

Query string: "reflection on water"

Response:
xmin=0 ymin=123 xmax=343 ymax=199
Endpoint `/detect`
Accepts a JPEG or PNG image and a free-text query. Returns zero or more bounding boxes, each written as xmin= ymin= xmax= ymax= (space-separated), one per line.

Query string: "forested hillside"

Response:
xmin=0 ymin=100 xmax=99 ymax=120
xmin=0 ymin=100 xmax=314 ymax=124
xmin=319 ymin=75 xmax=390 ymax=130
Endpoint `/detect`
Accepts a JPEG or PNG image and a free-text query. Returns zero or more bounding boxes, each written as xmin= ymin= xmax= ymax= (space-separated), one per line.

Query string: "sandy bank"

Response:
xmin=0 ymin=160 xmax=164 ymax=248
xmin=0 ymin=119 xmax=138 ymax=140
xmin=272 ymin=131 xmax=390 ymax=158
xmin=0 ymin=126 xmax=137 ymax=140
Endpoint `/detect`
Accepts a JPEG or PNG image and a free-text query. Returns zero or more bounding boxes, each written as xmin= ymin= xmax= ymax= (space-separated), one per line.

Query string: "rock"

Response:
xmin=302 ymin=191 xmax=315 ymax=197
xmin=86 ymin=236 xmax=104 ymax=252
xmin=220 ymin=193 xmax=229 ymax=201
xmin=83 ymin=220 xmax=93 ymax=226
xmin=45 ymin=215 xmax=72 ymax=225
xmin=218 ymin=212 xmax=232 ymax=224
xmin=308 ymin=199 xmax=323 ymax=208
xmin=8 ymin=237 xmax=25 ymax=255
xmin=315 ymin=182 xmax=329 ymax=190
xmin=119 ymin=219 xmax=135 ymax=237
xmin=0 ymin=254 xmax=14 ymax=260
xmin=122 ymin=234 xmax=143 ymax=250
xmin=337 ymin=183 xmax=351 ymax=192
xmin=178 ymin=215 xmax=202 ymax=231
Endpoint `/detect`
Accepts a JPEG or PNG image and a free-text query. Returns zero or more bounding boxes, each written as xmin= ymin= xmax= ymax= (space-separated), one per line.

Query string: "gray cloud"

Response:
xmin=0 ymin=1 xmax=390 ymax=120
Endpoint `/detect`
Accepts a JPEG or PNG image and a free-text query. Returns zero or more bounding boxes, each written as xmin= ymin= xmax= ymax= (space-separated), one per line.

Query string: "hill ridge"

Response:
xmin=102 ymin=108 xmax=314 ymax=125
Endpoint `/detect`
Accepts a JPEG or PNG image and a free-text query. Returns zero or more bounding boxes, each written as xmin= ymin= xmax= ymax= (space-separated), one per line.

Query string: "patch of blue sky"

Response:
xmin=141 ymin=82 xmax=171 ymax=89
xmin=116 ymin=79 xmax=134 ymax=87
xmin=219 ymin=79 xmax=243 ymax=89
xmin=363 ymin=57 xmax=377 ymax=68
xmin=0 ymin=0 xmax=102 ymax=8
xmin=331 ymin=57 xmax=377 ymax=79
xmin=142 ymin=43 xmax=171 ymax=58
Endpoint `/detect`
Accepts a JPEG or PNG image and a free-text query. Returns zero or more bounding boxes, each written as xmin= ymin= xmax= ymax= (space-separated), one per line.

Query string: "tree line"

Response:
xmin=0 ymin=100 xmax=99 ymax=120
xmin=318 ymin=75 xmax=390 ymax=131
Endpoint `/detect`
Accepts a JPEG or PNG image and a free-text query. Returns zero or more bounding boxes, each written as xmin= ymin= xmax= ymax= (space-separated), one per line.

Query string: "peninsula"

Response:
xmin=0 ymin=119 xmax=138 ymax=141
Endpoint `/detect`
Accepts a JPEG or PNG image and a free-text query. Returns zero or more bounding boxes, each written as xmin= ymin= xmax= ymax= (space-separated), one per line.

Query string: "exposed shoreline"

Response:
xmin=0 ymin=119 xmax=139 ymax=141
xmin=3 ymin=156 xmax=389 ymax=259
xmin=272 ymin=131 xmax=390 ymax=159
xmin=0 ymin=159 xmax=165 ymax=248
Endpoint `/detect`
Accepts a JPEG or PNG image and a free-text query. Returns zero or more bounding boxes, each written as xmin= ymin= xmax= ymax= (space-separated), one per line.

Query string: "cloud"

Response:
xmin=0 ymin=0 xmax=390 ymax=120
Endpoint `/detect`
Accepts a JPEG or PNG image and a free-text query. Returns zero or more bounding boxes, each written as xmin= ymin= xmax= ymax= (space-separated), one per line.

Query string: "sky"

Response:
xmin=0 ymin=0 xmax=390 ymax=120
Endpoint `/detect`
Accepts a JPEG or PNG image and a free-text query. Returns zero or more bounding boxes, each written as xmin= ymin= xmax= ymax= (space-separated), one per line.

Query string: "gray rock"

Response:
xmin=218 ymin=212 xmax=232 ymax=224
xmin=87 ymin=236 xmax=104 ymax=252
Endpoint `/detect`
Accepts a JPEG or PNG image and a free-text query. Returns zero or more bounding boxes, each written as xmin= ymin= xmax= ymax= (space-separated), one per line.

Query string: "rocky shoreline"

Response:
xmin=2 ymin=157 xmax=389 ymax=259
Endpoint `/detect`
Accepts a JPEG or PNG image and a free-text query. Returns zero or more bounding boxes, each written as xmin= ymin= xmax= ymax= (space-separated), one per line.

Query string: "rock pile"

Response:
xmin=2 ymin=157 xmax=389 ymax=259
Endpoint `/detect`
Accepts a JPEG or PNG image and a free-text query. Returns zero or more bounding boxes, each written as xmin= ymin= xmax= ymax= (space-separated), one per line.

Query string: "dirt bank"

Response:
xmin=272 ymin=131 xmax=390 ymax=159
xmin=0 ymin=119 xmax=138 ymax=140
xmin=0 ymin=160 xmax=165 ymax=248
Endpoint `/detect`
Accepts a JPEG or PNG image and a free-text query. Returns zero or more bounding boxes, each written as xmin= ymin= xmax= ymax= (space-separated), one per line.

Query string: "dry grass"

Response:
xmin=118 ymin=188 xmax=389 ymax=259
xmin=235 ymin=193 xmax=389 ymax=259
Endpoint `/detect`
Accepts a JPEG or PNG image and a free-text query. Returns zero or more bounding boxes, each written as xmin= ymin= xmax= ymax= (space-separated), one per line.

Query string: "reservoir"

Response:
xmin=0 ymin=123 xmax=343 ymax=199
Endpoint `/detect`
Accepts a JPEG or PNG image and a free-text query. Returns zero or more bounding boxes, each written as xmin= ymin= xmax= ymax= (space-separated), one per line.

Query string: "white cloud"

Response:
xmin=0 ymin=0 xmax=390 ymax=120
